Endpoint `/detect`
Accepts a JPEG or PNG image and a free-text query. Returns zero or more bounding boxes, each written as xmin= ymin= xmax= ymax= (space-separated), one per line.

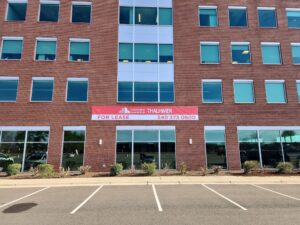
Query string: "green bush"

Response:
xmin=0 ymin=160 xmax=14 ymax=172
xmin=6 ymin=163 xmax=21 ymax=176
xmin=110 ymin=163 xmax=123 ymax=176
xmin=277 ymin=162 xmax=294 ymax=174
xmin=142 ymin=163 xmax=156 ymax=176
xmin=243 ymin=160 xmax=260 ymax=174
xmin=179 ymin=162 xmax=187 ymax=175
xmin=37 ymin=164 xmax=55 ymax=178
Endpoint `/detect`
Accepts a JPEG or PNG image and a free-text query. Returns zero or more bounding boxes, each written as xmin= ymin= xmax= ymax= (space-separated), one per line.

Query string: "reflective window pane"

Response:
xmin=118 ymin=82 xmax=133 ymax=102
xmin=1 ymin=131 xmax=26 ymax=143
xmin=199 ymin=8 xmax=217 ymax=27
xmin=231 ymin=44 xmax=251 ymax=64
xmin=234 ymin=82 xmax=254 ymax=103
xmin=202 ymin=81 xmax=222 ymax=103
xmin=116 ymin=143 xmax=132 ymax=170
xmin=134 ymin=130 xmax=159 ymax=142
xmin=281 ymin=130 xmax=300 ymax=169
xmin=116 ymin=130 xmax=132 ymax=143
xmin=160 ymin=82 xmax=174 ymax=102
xmin=67 ymin=80 xmax=88 ymax=102
xmin=229 ymin=8 xmax=248 ymax=27
xmin=1 ymin=40 xmax=23 ymax=60
xmin=6 ymin=3 xmax=27 ymax=21
xmin=64 ymin=130 xmax=85 ymax=142
xmin=134 ymin=82 xmax=158 ymax=102
xmin=238 ymin=130 xmax=260 ymax=165
xmin=69 ymin=41 xmax=90 ymax=62
xmin=200 ymin=44 xmax=219 ymax=64
xmin=134 ymin=44 xmax=158 ymax=63
xmin=134 ymin=143 xmax=159 ymax=169
xmin=258 ymin=9 xmax=277 ymax=28
xmin=292 ymin=45 xmax=300 ymax=64
xmin=119 ymin=43 xmax=133 ymax=62
xmin=31 ymin=80 xmax=53 ymax=102
xmin=265 ymin=82 xmax=286 ymax=103
xmin=297 ymin=82 xmax=300 ymax=102
xmin=135 ymin=7 xmax=157 ymax=25
xmin=261 ymin=44 xmax=281 ymax=64
xmin=159 ymin=8 xmax=172 ymax=25
xmin=36 ymin=40 xmax=56 ymax=61
xmin=39 ymin=3 xmax=59 ymax=22
xmin=72 ymin=4 xmax=91 ymax=23
xmin=159 ymin=44 xmax=173 ymax=63
xmin=287 ymin=10 xmax=300 ymax=28
xmin=0 ymin=79 xmax=18 ymax=102
xmin=119 ymin=6 xmax=133 ymax=24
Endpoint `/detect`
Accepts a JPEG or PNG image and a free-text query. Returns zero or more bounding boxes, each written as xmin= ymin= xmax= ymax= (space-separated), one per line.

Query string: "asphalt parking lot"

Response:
xmin=0 ymin=184 xmax=299 ymax=225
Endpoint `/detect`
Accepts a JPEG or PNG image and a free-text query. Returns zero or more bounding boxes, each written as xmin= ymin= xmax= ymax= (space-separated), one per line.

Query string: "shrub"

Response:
xmin=0 ymin=159 xmax=14 ymax=172
xmin=243 ymin=160 xmax=260 ymax=174
xmin=211 ymin=165 xmax=222 ymax=174
xmin=6 ymin=163 xmax=21 ymax=176
xmin=79 ymin=165 xmax=91 ymax=175
xmin=110 ymin=163 xmax=123 ymax=176
xmin=58 ymin=167 xmax=70 ymax=178
xmin=277 ymin=162 xmax=294 ymax=174
xmin=37 ymin=164 xmax=55 ymax=178
xmin=142 ymin=163 xmax=156 ymax=176
xmin=179 ymin=162 xmax=187 ymax=175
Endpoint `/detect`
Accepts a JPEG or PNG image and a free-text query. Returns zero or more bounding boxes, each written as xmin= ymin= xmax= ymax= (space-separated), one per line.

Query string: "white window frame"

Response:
xmin=228 ymin=6 xmax=248 ymax=28
xmin=71 ymin=1 xmax=92 ymax=24
xmin=65 ymin=77 xmax=89 ymax=102
xmin=5 ymin=0 xmax=28 ymax=22
xmin=291 ymin=43 xmax=300 ymax=65
xmin=198 ymin=6 xmax=218 ymax=27
xmin=68 ymin=38 xmax=91 ymax=62
xmin=0 ymin=76 xmax=19 ymax=102
xmin=30 ymin=77 xmax=54 ymax=102
xmin=202 ymin=79 xmax=223 ymax=103
xmin=231 ymin=42 xmax=251 ymax=65
xmin=0 ymin=36 xmax=24 ymax=61
xmin=257 ymin=7 xmax=277 ymax=28
xmin=233 ymin=79 xmax=255 ymax=104
xmin=34 ymin=37 xmax=57 ymax=61
xmin=200 ymin=42 xmax=220 ymax=65
xmin=261 ymin=42 xmax=282 ymax=65
xmin=265 ymin=80 xmax=287 ymax=104
xmin=38 ymin=0 xmax=60 ymax=22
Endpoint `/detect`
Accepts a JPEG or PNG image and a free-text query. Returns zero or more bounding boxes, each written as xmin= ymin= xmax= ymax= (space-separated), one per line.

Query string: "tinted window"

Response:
xmin=231 ymin=44 xmax=251 ymax=64
xmin=72 ymin=4 xmax=91 ymax=23
xmin=159 ymin=44 xmax=173 ymax=63
xmin=202 ymin=81 xmax=222 ymax=103
xmin=261 ymin=44 xmax=281 ymax=64
xmin=258 ymin=9 xmax=277 ymax=28
xmin=1 ymin=40 xmax=23 ymax=60
xmin=265 ymin=82 xmax=286 ymax=103
xmin=119 ymin=6 xmax=133 ymax=24
xmin=159 ymin=8 xmax=172 ymax=25
xmin=69 ymin=41 xmax=90 ymax=62
xmin=135 ymin=7 xmax=157 ymax=25
xmin=31 ymin=80 xmax=53 ymax=102
xmin=292 ymin=45 xmax=300 ymax=64
xmin=67 ymin=80 xmax=88 ymax=102
xmin=134 ymin=82 xmax=158 ymax=102
xmin=134 ymin=44 xmax=158 ymax=63
xmin=200 ymin=43 xmax=219 ymax=64
xmin=39 ymin=3 xmax=59 ymax=22
xmin=6 ymin=3 xmax=27 ymax=21
xmin=199 ymin=8 xmax=217 ymax=27
xmin=118 ymin=82 xmax=133 ymax=102
xmin=119 ymin=43 xmax=133 ymax=62
xmin=160 ymin=82 xmax=174 ymax=102
xmin=229 ymin=8 xmax=247 ymax=27
xmin=0 ymin=79 xmax=18 ymax=101
xmin=36 ymin=40 xmax=56 ymax=61
xmin=234 ymin=81 xmax=254 ymax=103
xmin=286 ymin=10 xmax=300 ymax=28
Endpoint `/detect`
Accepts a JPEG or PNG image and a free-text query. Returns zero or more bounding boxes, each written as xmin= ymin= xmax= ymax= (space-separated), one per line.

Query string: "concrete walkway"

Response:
xmin=0 ymin=176 xmax=300 ymax=187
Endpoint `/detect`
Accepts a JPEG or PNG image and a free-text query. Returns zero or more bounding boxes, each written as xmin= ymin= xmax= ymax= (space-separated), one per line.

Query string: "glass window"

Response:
xmin=261 ymin=44 xmax=281 ymax=65
xmin=234 ymin=81 xmax=254 ymax=103
xmin=281 ymin=130 xmax=300 ymax=169
xmin=202 ymin=81 xmax=222 ymax=103
xmin=258 ymin=9 xmax=277 ymax=28
xmin=62 ymin=130 xmax=85 ymax=171
xmin=291 ymin=44 xmax=300 ymax=65
xmin=238 ymin=130 xmax=260 ymax=166
xmin=67 ymin=79 xmax=88 ymax=102
xmin=159 ymin=8 xmax=172 ymax=25
xmin=297 ymin=82 xmax=300 ymax=102
xmin=69 ymin=41 xmax=90 ymax=62
xmin=160 ymin=82 xmax=174 ymax=102
xmin=116 ymin=130 xmax=132 ymax=170
xmin=119 ymin=43 xmax=133 ymax=62
xmin=231 ymin=44 xmax=251 ymax=64
xmin=31 ymin=79 xmax=53 ymax=102
xmin=6 ymin=2 xmax=27 ymax=21
xmin=200 ymin=43 xmax=220 ymax=64
xmin=286 ymin=10 xmax=300 ymax=28
xmin=0 ymin=79 xmax=18 ymax=102
xmin=229 ymin=8 xmax=248 ymax=27
xmin=119 ymin=6 xmax=133 ymax=24
xmin=72 ymin=4 xmax=91 ymax=23
xmin=135 ymin=7 xmax=157 ymax=25
xmin=1 ymin=39 xmax=23 ymax=60
xmin=265 ymin=81 xmax=286 ymax=103
xmin=134 ymin=44 xmax=158 ymax=63
xmin=205 ymin=129 xmax=227 ymax=169
xmin=199 ymin=8 xmax=217 ymax=27
xmin=118 ymin=82 xmax=133 ymax=102
xmin=39 ymin=3 xmax=59 ymax=22
xmin=35 ymin=40 xmax=56 ymax=61
xmin=134 ymin=82 xmax=158 ymax=102
xmin=159 ymin=44 xmax=173 ymax=63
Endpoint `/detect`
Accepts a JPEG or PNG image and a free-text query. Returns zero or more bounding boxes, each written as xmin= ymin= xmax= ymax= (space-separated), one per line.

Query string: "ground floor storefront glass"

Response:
xmin=238 ymin=127 xmax=300 ymax=169
xmin=0 ymin=128 xmax=49 ymax=172
xmin=116 ymin=127 xmax=176 ymax=170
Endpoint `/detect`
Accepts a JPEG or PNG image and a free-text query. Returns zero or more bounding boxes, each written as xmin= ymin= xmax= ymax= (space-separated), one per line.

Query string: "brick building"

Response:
xmin=0 ymin=0 xmax=300 ymax=172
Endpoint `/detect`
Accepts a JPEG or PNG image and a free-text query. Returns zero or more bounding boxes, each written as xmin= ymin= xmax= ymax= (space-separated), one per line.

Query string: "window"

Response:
xmin=265 ymin=81 xmax=286 ymax=103
xmin=35 ymin=38 xmax=57 ymax=61
xmin=62 ymin=127 xmax=85 ymax=171
xmin=234 ymin=80 xmax=254 ymax=103
xmin=199 ymin=6 xmax=217 ymax=27
xmin=291 ymin=43 xmax=300 ymax=65
xmin=159 ymin=8 xmax=173 ymax=25
xmin=231 ymin=42 xmax=251 ymax=64
xmin=296 ymin=81 xmax=300 ymax=102
xmin=229 ymin=7 xmax=248 ymax=27
xmin=205 ymin=127 xmax=227 ymax=169
xmin=118 ymin=82 xmax=174 ymax=103
xmin=202 ymin=80 xmax=223 ymax=103
xmin=261 ymin=43 xmax=281 ymax=65
xmin=286 ymin=9 xmax=300 ymax=28
xmin=39 ymin=0 xmax=59 ymax=22
xmin=238 ymin=130 xmax=260 ymax=166
xmin=134 ymin=44 xmax=158 ymax=63
xmin=200 ymin=42 xmax=220 ymax=64
xmin=1 ymin=37 xmax=23 ymax=60
xmin=0 ymin=77 xmax=18 ymax=102
xmin=6 ymin=0 xmax=27 ymax=21
xmin=116 ymin=127 xmax=176 ymax=170
xmin=119 ymin=43 xmax=133 ymax=62
xmin=159 ymin=44 xmax=173 ymax=63
xmin=258 ymin=7 xmax=277 ymax=28
xmin=69 ymin=39 xmax=90 ymax=62
xmin=72 ymin=2 xmax=91 ymax=23
xmin=135 ymin=7 xmax=157 ymax=25
xmin=66 ymin=78 xmax=88 ymax=102
xmin=31 ymin=78 xmax=54 ymax=102
xmin=119 ymin=6 xmax=133 ymax=24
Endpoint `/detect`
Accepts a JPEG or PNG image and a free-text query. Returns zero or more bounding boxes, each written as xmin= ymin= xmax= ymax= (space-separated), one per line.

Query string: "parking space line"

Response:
xmin=70 ymin=185 xmax=103 ymax=215
xmin=252 ymin=184 xmax=300 ymax=201
xmin=152 ymin=184 xmax=163 ymax=212
xmin=0 ymin=187 xmax=50 ymax=209
xmin=202 ymin=184 xmax=248 ymax=211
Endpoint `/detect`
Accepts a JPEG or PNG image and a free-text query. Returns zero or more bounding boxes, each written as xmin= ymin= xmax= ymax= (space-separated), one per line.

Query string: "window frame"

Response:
xmin=291 ymin=43 xmax=300 ymax=65
xmin=5 ymin=0 xmax=28 ymax=22
xmin=233 ymin=79 xmax=255 ymax=104
xmin=68 ymin=38 xmax=90 ymax=62
xmin=198 ymin=5 xmax=218 ymax=28
xmin=0 ymin=36 xmax=24 ymax=61
xmin=257 ymin=7 xmax=277 ymax=29
xmin=228 ymin=6 xmax=248 ymax=28
xmin=231 ymin=42 xmax=251 ymax=65
xmin=30 ymin=77 xmax=54 ymax=102
xmin=261 ymin=42 xmax=282 ymax=65
xmin=0 ymin=76 xmax=19 ymax=102
xmin=265 ymin=80 xmax=287 ymax=104
xmin=200 ymin=42 xmax=220 ymax=65
xmin=202 ymin=79 xmax=223 ymax=104
xmin=65 ymin=77 xmax=89 ymax=103
xmin=71 ymin=1 xmax=92 ymax=24
xmin=38 ymin=0 xmax=60 ymax=23
xmin=34 ymin=37 xmax=57 ymax=61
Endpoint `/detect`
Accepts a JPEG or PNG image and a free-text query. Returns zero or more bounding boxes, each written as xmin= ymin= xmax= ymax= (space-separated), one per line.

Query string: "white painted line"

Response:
xmin=252 ymin=184 xmax=300 ymax=201
xmin=152 ymin=184 xmax=163 ymax=212
xmin=202 ymin=184 xmax=247 ymax=211
xmin=0 ymin=187 xmax=50 ymax=209
xmin=70 ymin=185 xmax=103 ymax=215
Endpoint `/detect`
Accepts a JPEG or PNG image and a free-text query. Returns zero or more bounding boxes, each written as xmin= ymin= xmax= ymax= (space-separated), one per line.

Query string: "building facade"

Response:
xmin=0 ymin=0 xmax=300 ymax=172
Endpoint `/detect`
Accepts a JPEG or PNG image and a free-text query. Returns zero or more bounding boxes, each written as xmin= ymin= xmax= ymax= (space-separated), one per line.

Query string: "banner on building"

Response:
xmin=92 ymin=106 xmax=199 ymax=121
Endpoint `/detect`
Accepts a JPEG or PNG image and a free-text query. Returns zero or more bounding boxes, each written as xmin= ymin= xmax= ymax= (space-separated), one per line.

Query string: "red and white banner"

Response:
xmin=92 ymin=106 xmax=199 ymax=121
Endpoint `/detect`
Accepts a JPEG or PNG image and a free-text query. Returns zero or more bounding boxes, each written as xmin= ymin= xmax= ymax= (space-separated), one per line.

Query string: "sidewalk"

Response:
xmin=0 ymin=176 xmax=300 ymax=187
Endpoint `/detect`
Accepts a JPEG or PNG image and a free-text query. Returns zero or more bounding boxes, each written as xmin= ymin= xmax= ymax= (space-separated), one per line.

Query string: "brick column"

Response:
xmin=47 ymin=124 xmax=63 ymax=171
xmin=226 ymin=125 xmax=241 ymax=171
